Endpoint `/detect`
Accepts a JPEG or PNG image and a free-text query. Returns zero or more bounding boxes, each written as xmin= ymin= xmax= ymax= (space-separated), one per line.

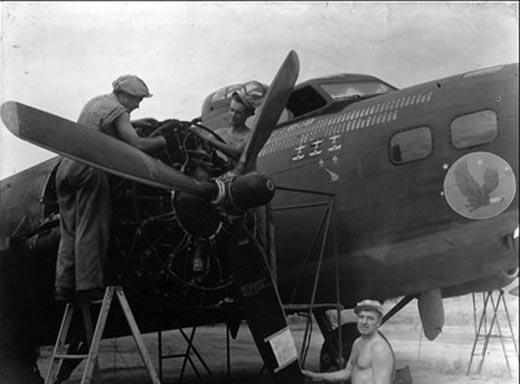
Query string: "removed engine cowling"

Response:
xmin=108 ymin=120 xmax=238 ymax=309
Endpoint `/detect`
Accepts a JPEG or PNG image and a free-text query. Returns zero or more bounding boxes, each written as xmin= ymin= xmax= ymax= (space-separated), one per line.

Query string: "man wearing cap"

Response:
xmin=54 ymin=75 xmax=168 ymax=303
xmin=196 ymin=90 xmax=256 ymax=165
xmin=303 ymin=299 xmax=395 ymax=384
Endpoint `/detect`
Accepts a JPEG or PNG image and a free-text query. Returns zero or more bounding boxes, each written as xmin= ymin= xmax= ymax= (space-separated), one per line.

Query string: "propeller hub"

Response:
xmin=227 ymin=172 xmax=276 ymax=212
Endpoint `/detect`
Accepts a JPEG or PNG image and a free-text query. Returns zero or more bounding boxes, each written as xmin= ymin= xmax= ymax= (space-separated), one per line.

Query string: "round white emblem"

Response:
xmin=443 ymin=152 xmax=516 ymax=220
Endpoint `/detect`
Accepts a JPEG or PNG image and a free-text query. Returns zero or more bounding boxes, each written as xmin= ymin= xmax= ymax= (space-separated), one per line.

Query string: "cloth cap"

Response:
xmin=112 ymin=75 xmax=152 ymax=98
xmin=232 ymin=91 xmax=256 ymax=114
xmin=354 ymin=299 xmax=384 ymax=317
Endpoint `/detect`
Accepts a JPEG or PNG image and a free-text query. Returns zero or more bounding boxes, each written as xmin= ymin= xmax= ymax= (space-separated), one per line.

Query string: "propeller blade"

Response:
xmin=236 ymin=50 xmax=300 ymax=174
xmin=1 ymin=101 xmax=217 ymax=198
xmin=228 ymin=220 xmax=303 ymax=383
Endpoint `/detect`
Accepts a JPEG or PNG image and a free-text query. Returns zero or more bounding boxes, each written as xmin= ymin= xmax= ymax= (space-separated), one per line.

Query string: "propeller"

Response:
xmin=214 ymin=50 xmax=299 ymax=212
xmin=225 ymin=51 xmax=304 ymax=382
xmin=0 ymin=101 xmax=217 ymax=198
xmin=235 ymin=50 xmax=300 ymax=175
xmin=228 ymin=220 xmax=303 ymax=382
xmin=1 ymin=50 xmax=299 ymax=210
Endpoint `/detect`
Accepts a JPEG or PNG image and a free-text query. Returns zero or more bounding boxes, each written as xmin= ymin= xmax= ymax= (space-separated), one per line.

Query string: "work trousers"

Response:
xmin=55 ymin=158 xmax=110 ymax=291
xmin=252 ymin=204 xmax=277 ymax=280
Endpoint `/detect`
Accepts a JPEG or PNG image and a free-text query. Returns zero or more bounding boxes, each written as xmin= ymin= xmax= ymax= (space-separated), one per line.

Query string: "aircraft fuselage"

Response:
xmin=257 ymin=63 xmax=518 ymax=306
xmin=0 ymin=63 xmax=517 ymax=314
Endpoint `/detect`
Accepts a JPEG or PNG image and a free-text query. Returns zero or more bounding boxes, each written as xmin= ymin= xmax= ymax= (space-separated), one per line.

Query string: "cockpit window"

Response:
xmin=212 ymin=88 xmax=227 ymax=103
xmin=244 ymin=81 xmax=268 ymax=99
xmin=211 ymin=81 xmax=268 ymax=104
xmin=321 ymin=81 xmax=395 ymax=101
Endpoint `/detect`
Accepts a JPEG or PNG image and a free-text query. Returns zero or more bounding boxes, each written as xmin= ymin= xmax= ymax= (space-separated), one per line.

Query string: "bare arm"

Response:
xmin=115 ymin=112 xmax=166 ymax=154
xmin=192 ymin=127 xmax=247 ymax=160
xmin=372 ymin=342 xmax=394 ymax=384
xmin=301 ymin=340 xmax=357 ymax=383
xmin=131 ymin=117 xmax=158 ymax=129
xmin=302 ymin=363 xmax=352 ymax=383
xmin=203 ymin=136 xmax=245 ymax=160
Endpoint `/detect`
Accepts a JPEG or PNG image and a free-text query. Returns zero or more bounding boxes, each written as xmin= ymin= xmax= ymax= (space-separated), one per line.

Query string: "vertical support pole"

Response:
xmin=331 ymin=202 xmax=343 ymax=368
xmin=472 ymin=293 xmax=477 ymax=337
xmin=265 ymin=203 xmax=277 ymax=283
xmin=226 ymin=324 xmax=231 ymax=384
xmin=158 ymin=330 xmax=163 ymax=381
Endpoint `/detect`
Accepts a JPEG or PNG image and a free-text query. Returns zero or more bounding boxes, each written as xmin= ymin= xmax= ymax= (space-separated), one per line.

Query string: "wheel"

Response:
xmin=319 ymin=322 xmax=359 ymax=372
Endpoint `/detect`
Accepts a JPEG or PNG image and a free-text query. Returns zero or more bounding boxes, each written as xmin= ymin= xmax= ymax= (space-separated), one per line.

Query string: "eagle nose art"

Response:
xmin=443 ymin=152 xmax=517 ymax=220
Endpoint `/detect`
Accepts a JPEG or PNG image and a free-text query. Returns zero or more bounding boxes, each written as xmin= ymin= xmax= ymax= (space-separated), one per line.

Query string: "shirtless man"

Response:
xmin=302 ymin=300 xmax=395 ymax=384
xmin=198 ymin=90 xmax=256 ymax=165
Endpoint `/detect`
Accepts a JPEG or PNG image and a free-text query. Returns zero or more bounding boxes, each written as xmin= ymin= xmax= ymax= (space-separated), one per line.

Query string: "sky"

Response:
xmin=0 ymin=2 xmax=518 ymax=179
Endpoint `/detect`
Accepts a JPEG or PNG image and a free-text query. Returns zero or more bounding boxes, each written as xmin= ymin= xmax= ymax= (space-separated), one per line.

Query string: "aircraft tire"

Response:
xmin=319 ymin=322 xmax=359 ymax=372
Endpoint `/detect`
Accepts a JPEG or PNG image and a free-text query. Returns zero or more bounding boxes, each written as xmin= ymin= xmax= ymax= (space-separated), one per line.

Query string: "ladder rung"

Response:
xmin=475 ymin=334 xmax=515 ymax=339
xmin=54 ymin=354 xmax=89 ymax=359
xmin=161 ymin=353 xmax=191 ymax=359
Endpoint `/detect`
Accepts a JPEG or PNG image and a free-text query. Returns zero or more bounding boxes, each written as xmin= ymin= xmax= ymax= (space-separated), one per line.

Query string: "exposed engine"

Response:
xmin=109 ymin=120 xmax=240 ymax=309
xmin=35 ymin=120 xmax=242 ymax=309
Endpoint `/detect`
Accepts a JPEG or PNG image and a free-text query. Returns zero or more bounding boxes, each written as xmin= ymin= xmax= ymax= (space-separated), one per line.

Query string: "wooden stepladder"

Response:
xmin=45 ymin=286 xmax=161 ymax=384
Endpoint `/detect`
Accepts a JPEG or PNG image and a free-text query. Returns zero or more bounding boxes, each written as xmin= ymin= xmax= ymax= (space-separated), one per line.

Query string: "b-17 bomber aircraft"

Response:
xmin=0 ymin=51 xmax=518 ymax=383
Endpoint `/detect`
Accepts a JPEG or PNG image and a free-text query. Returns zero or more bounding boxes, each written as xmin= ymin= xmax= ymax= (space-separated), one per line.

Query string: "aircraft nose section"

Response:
xmin=228 ymin=172 xmax=276 ymax=212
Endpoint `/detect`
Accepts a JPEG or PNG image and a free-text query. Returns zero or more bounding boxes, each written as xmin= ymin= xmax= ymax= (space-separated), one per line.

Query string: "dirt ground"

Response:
xmin=36 ymin=293 xmax=518 ymax=384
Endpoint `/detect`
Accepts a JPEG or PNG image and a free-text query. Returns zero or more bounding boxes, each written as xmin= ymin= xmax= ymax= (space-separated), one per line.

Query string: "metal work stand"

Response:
xmin=273 ymin=186 xmax=343 ymax=369
xmin=157 ymin=325 xmax=217 ymax=383
xmin=45 ymin=286 xmax=161 ymax=384
xmin=467 ymin=290 xmax=518 ymax=377
xmin=157 ymin=321 xmax=237 ymax=383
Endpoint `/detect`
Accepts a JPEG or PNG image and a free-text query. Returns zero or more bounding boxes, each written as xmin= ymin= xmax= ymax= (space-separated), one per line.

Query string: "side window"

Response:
xmin=450 ymin=110 xmax=497 ymax=148
xmin=390 ymin=127 xmax=432 ymax=164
